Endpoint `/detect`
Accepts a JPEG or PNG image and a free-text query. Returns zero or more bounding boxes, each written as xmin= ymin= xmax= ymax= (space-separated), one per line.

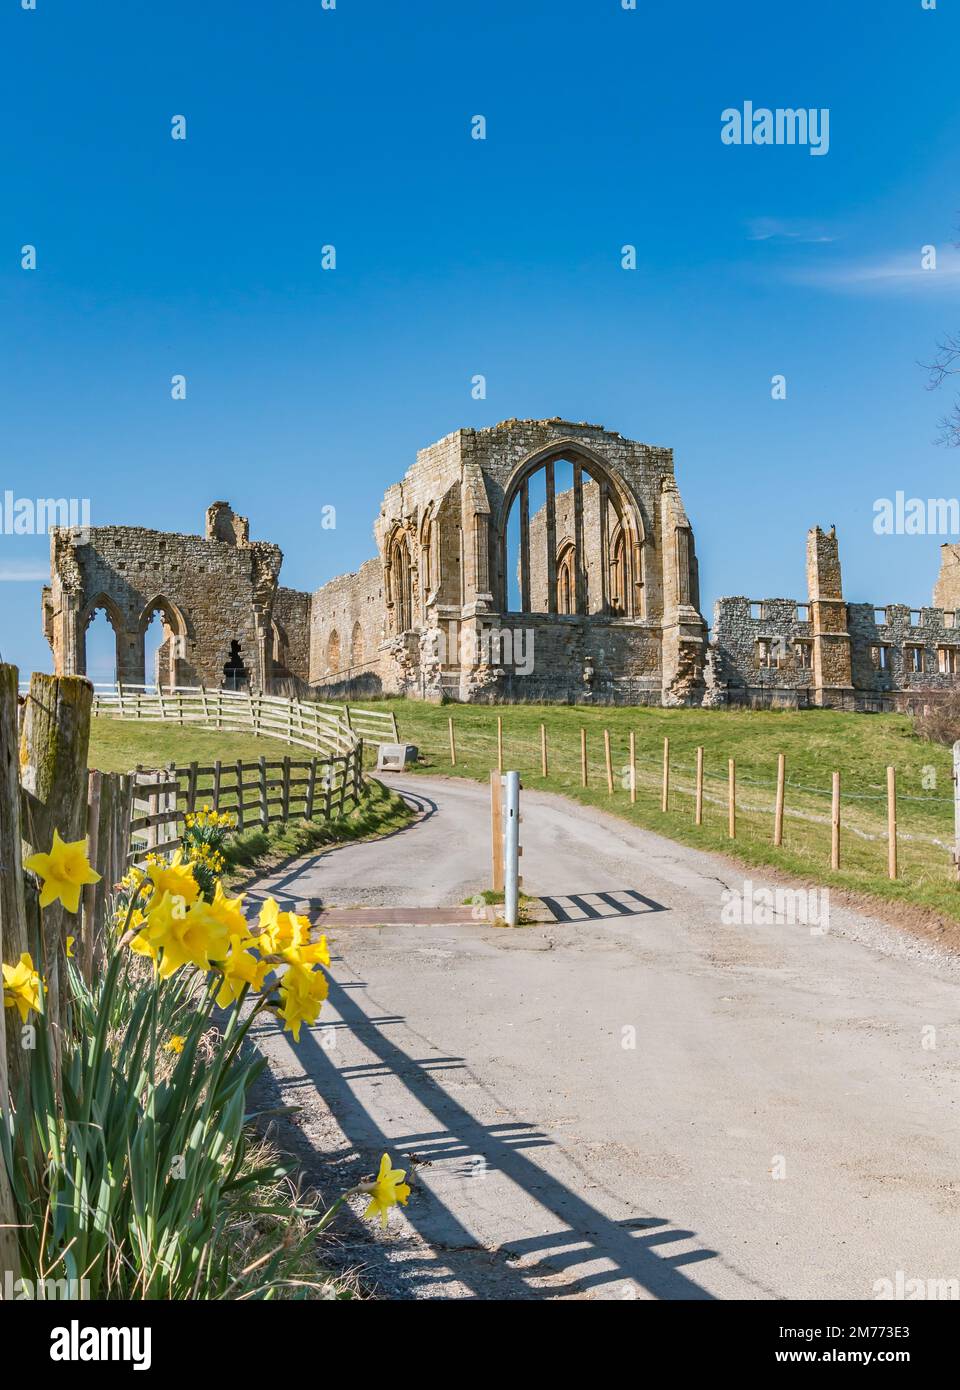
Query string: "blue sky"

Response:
xmin=2 ymin=0 xmax=959 ymax=676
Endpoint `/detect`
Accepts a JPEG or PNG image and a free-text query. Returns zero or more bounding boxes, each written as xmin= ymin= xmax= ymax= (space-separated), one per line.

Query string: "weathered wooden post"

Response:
xmin=0 ymin=664 xmax=31 ymax=1274
xmin=19 ymin=673 xmax=94 ymax=1085
xmin=497 ymin=715 xmax=503 ymax=773
xmin=695 ymin=745 xmax=704 ymax=826
xmin=773 ymin=753 xmax=785 ymax=847
xmin=629 ymin=731 xmax=637 ymax=805
xmin=580 ymin=727 xmax=587 ymax=788
xmin=728 ymin=758 xmax=736 ymax=838
xmin=540 ymin=723 xmax=548 ymax=778
xmin=604 ymin=729 xmax=614 ymax=795
xmin=490 ymin=770 xmax=504 ymax=893
xmin=887 ymin=765 xmax=898 ymax=881
xmin=448 ymin=716 xmax=457 ymax=767
xmin=81 ymin=770 xmax=102 ymax=987
xmin=259 ymin=756 xmax=269 ymax=829
xmin=661 ymin=737 xmax=670 ymax=813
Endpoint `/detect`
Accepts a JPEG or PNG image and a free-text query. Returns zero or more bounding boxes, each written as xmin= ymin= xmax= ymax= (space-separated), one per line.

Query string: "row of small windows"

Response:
xmin=870 ymin=644 xmax=960 ymax=675
xmin=755 ymin=639 xmax=960 ymax=675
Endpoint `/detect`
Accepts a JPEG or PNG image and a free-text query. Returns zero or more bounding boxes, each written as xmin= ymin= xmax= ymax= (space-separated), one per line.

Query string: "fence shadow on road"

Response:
xmin=540 ymin=888 xmax=669 ymax=923
xmin=258 ymin=972 xmax=720 ymax=1300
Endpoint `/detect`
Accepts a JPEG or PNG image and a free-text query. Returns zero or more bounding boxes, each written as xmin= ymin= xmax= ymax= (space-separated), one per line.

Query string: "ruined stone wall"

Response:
xmin=273 ymin=586 xmax=312 ymax=687
xmin=43 ymin=421 xmax=710 ymax=707
xmin=45 ymin=506 xmax=285 ymax=691
xmin=711 ymin=598 xmax=814 ymax=691
xmin=711 ymin=525 xmax=960 ymax=706
xmin=308 ymin=557 xmax=385 ymax=694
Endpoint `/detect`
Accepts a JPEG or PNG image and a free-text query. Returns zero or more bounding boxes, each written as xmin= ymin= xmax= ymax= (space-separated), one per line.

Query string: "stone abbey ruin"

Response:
xmin=42 ymin=417 xmax=960 ymax=710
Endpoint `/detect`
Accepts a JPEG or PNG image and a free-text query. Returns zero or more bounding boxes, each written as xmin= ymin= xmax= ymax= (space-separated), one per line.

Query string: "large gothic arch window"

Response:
xmin=501 ymin=451 xmax=643 ymax=618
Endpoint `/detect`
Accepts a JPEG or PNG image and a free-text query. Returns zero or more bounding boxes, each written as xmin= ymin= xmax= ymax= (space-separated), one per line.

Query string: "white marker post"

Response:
xmin=504 ymin=770 xmax=520 ymax=927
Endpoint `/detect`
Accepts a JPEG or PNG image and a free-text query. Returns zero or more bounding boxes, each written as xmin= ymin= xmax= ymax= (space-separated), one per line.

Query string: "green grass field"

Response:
xmin=89 ymin=719 xmax=297 ymax=774
xmin=89 ymin=703 xmax=960 ymax=926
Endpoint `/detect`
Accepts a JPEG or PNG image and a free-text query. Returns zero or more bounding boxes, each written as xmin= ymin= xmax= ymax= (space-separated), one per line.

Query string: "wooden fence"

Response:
xmin=442 ymin=713 xmax=960 ymax=887
xmin=84 ymin=683 xmax=397 ymax=753
xmin=127 ymin=747 xmax=365 ymax=860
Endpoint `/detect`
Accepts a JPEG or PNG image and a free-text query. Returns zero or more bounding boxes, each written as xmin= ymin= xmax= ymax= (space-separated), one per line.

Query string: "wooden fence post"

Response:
xmin=449 ymin=717 xmax=456 ymax=766
xmin=0 ymin=664 xmax=31 ymax=1154
xmin=604 ymin=729 xmax=614 ymax=795
xmin=391 ymin=710 xmax=400 ymax=741
xmin=629 ymin=731 xmax=637 ymax=805
xmin=695 ymin=746 xmax=703 ymax=826
xmin=888 ymin=765 xmax=898 ymax=881
xmin=490 ymin=770 xmax=504 ymax=893
xmin=773 ymin=753 xmax=785 ymax=847
xmin=212 ymin=759 xmax=222 ymax=813
xmin=306 ymin=758 xmax=317 ymax=821
xmin=661 ymin=737 xmax=670 ymax=813
xmin=81 ymin=769 xmax=102 ymax=987
xmin=235 ymin=760 xmax=245 ymax=830
xmin=540 ymin=723 xmax=548 ymax=778
xmin=259 ymin=756 xmax=269 ymax=829
xmin=727 ymin=758 xmax=736 ymax=838
xmin=580 ymin=727 xmax=587 ymax=788
xmin=187 ymin=760 xmax=198 ymax=815
xmin=282 ymin=756 xmax=291 ymax=822
xmin=831 ymin=771 xmax=841 ymax=871
xmin=497 ymin=715 xmax=503 ymax=773
xmin=19 ymin=673 xmax=94 ymax=1090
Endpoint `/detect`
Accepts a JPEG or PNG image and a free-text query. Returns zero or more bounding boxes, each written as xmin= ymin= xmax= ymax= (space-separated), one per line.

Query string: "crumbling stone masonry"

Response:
xmin=711 ymin=527 xmax=960 ymax=709
xmin=44 ymin=503 xmax=296 ymax=692
xmin=47 ymin=420 xmax=960 ymax=708
xmin=45 ymin=420 xmax=708 ymax=704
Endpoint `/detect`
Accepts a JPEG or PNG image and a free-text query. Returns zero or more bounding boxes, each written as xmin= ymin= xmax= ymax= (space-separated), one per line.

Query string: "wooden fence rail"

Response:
xmin=75 ymin=683 xmax=397 ymax=754
xmin=126 ymin=746 xmax=365 ymax=863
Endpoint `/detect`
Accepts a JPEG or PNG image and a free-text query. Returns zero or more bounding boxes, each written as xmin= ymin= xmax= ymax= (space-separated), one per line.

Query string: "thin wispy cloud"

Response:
xmin=746 ymin=217 xmax=836 ymax=244
xmin=785 ymin=247 xmax=960 ymax=294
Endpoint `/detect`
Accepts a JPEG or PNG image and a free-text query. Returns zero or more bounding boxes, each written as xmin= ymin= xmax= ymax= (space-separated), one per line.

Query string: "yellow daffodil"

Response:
xmin=24 ymin=829 xmax=100 ymax=915
xmin=208 ymin=882 xmax=251 ymax=946
xmin=143 ymin=850 xmax=200 ymax=907
xmin=214 ymin=940 xmax=272 ymax=1008
xmin=362 ymin=1153 xmax=411 ymax=1228
xmin=164 ymin=1035 xmax=185 ymax=1054
xmin=2 ymin=952 xmax=42 ymax=1024
xmin=277 ymin=962 xmax=328 ymax=1041
xmin=257 ymin=898 xmax=329 ymax=966
xmin=66 ymin=936 xmax=75 ymax=958
xmin=133 ymin=892 xmax=231 ymax=980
